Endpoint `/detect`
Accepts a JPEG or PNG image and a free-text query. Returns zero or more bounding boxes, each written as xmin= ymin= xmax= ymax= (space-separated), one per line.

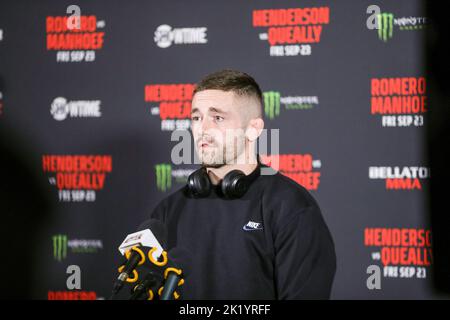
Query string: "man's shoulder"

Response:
xmin=257 ymin=167 xmax=331 ymax=238
xmin=258 ymin=165 xmax=319 ymax=210
xmin=156 ymin=185 xmax=188 ymax=206
xmin=149 ymin=185 xmax=188 ymax=219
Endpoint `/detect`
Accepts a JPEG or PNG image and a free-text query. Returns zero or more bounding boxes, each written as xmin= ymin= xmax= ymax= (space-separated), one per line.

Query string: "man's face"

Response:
xmin=190 ymin=89 xmax=249 ymax=167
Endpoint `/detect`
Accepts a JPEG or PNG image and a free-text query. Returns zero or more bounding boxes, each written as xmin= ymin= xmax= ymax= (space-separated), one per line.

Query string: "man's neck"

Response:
xmin=206 ymin=156 xmax=259 ymax=185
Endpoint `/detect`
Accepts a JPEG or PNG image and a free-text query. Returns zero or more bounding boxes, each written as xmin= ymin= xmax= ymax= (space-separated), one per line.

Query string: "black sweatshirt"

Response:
xmin=149 ymin=163 xmax=336 ymax=299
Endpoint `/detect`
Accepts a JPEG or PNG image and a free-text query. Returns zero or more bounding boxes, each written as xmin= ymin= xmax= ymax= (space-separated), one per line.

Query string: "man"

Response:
xmin=150 ymin=69 xmax=336 ymax=299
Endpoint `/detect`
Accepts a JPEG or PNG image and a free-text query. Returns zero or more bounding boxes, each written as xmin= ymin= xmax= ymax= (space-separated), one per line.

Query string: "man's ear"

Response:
xmin=245 ymin=118 xmax=264 ymax=141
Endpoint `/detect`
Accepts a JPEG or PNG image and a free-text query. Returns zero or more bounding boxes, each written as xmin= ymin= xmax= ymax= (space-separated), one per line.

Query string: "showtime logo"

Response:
xmin=371 ymin=77 xmax=427 ymax=128
xmin=50 ymin=97 xmax=101 ymax=121
xmin=42 ymin=155 xmax=113 ymax=202
xmin=145 ymin=83 xmax=194 ymax=131
xmin=368 ymin=166 xmax=430 ymax=190
xmin=263 ymin=91 xmax=319 ymax=120
xmin=260 ymin=154 xmax=322 ymax=190
xmin=253 ymin=7 xmax=330 ymax=57
xmin=154 ymin=24 xmax=207 ymax=48
xmin=365 ymin=228 xmax=432 ymax=279
xmin=46 ymin=14 xmax=106 ymax=62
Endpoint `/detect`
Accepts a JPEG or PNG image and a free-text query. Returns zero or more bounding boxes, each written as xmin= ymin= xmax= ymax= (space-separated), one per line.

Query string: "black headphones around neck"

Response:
xmin=185 ymin=159 xmax=261 ymax=199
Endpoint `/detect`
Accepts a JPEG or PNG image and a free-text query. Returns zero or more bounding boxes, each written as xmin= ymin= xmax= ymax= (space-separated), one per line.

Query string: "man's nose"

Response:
xmin=200 ymin=116 xmax=215 ymax=132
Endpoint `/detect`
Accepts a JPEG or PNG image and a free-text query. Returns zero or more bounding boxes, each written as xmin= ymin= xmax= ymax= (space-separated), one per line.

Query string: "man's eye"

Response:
xmin=214 ymin=116 xmax=224 ymax=122
xmin=191 ymin=116 xmax=200 ymax=121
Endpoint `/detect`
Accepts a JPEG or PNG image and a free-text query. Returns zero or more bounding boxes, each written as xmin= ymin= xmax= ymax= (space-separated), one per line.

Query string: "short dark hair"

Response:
xmin=193 ymin=69 xmax=263 ymax=115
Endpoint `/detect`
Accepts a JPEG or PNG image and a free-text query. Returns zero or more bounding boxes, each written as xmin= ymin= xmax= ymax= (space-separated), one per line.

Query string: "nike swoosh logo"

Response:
xmin=243 ymin=225 xmax=263 ymax=231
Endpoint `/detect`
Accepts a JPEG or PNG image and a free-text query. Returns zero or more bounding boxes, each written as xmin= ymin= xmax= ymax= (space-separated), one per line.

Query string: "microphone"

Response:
xmin=160 ymin=247 xmax=191 ymax=300
xmin=112 ymin=219 xmax=167 ymax=296
xmin=129 ymin=271 xmax=162 ymax=300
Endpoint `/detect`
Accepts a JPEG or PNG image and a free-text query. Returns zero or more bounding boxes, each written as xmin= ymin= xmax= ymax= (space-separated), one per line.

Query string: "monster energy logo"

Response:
xmin=155 ymin=164 xmax=172 ymax=192
xmin=263 ymin=91 xmax=281 ymax=120
xmin=377 ymin=12 xmax=394 ymax=42
xmin=52 ymin=234 xmax=68 ymax=262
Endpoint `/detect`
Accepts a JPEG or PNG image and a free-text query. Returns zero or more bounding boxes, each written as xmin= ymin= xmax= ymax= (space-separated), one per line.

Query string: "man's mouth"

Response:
xmin=198 ymin=139 xmax=215 ymax=149
xmin=200 ymin=142 xmax=211 ymax=148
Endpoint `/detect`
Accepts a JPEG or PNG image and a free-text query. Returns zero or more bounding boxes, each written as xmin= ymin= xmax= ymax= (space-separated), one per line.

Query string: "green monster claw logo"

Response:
xmin=377 ymin=12 xmax=394 ymax=42
xmin=263 ymin=91 xmax=281 ymax=120
xmin=155 ymin=163 xmax=172 ymax=192
xmin=52 ymin=234 xmax=68 ymax=262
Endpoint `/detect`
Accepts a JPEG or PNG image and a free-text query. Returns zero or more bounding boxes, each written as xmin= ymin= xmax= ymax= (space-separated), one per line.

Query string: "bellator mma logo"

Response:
xmin=46 ymin=7 xmax=106 ymax=62
xmin=371 ymin=77 xmax=427 ymax=128
xmin=42 ymin=155 xmax=112 ymax=202
xmin=365 ymin=228 xmax=432 ymax=279
xmin=263 ymin=91 xmax=319 ymax=120
xmin=145 ymin=83 xmax=195 ymax=131
xmin=368 ymin=166 xmax=430 ymax=190
xmin=252 ymin=7 xmax=330 ymax=57
xmin=260 ymin=154 xmax=322 ymax=190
